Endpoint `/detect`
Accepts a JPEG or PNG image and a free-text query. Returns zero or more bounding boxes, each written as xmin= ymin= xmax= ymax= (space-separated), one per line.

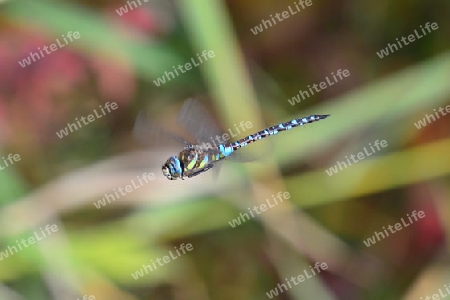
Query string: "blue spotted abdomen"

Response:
xmin=227 ymin=114 xmax=330 ymax=151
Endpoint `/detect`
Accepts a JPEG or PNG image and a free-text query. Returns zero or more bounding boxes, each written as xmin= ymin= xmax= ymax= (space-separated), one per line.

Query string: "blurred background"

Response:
xmin=0 ymin=0 xmax=449 ymax=299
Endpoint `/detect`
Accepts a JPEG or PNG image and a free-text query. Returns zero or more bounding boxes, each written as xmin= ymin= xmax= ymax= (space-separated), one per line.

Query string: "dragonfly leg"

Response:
xmin=187 ymin=164 xmax=214 ymax=178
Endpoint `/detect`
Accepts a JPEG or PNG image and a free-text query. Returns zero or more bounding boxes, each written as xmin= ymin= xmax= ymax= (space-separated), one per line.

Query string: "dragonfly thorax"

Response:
xmin=162 ymin=145 xmax=223 ymax=180
xmin=162 ymin=156 xmax=183 ymax=180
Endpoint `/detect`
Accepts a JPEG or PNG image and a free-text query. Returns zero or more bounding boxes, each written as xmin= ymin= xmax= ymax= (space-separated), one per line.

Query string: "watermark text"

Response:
xmin=153 ymin=50 xmax=215 ymax=87
xmin=229 ymin=192 xmax=290 ymax=228
xmin=131 ymin=243 xmax=193 ymax=279
xmin=18 ymin=31 xmax=81 ymax=68
xmin=116 ymin=0 xmax=148 ymax=16
xmin=325 ymin=140 xmax=388 ymax=176
xmin=376 ymin=22 xmax=438 ymax=58
xmin=201 ymin=121 xmax=253 ymax=149
xmin=420 ymin=282 xmax=450 ymax=300
xmin=414 ymin=104 xmax=450 ymax=129
xmin=0 ymin=224 xmax=58 ymax=261
xmin=93 ymin=172 xmax=155 ymax=209
xmin=0 ymin=153 xmax=21 ymax=171
xmin=77 ymin=296 xmax=96 ymax=300
xmin=56 ymin=102 xmax=118 ymax=139
xmin=266 ymin=262 xmax=328 ymax=298
xmin=288 ymin=69 xmax=350 ymax=106
xmin=363 ymin=210 xmax=425 ymax=247
xmin=250 ymin=0 xmax=313 ymax=35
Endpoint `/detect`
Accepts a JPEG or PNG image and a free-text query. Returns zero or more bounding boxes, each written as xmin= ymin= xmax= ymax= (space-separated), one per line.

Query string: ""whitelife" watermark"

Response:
xmin=131 ymin=243 xmax=193 ymax=279
xmin=153 ymin=50 xmax=215 ymax=87
xmin=363 ymin=210 xmax=425 ymax=247
xmin=420 ymin=282 xmax=450 ymax=300
xmin=56 ymin=102 xmax=118 ymax=139
xmin=414 ymin=104 xmax=450 ymax=129
xmin=250 ymin=0 xmax=313 ymax=35
xmin=0 ymin=224 xmax=59 ymax=261
xmin=200 ymin=121 xmax=253 ymax=150
xmin=115 ymin=0 xmax=147 ymax=16
xmin=228 ymin=192 xmax=290 ymax=228
xmin=376 ymin=22 xmax=438 ymax=59
xmin=0 ymin=153 xmax=21 ymax=171
xmin=93 ymin=172 xmax=155 ymax=209
xmin=265 ymin=262 xmax=328 ymax=298
xmin=287 ymin=68 xmax=350 ymax=106
xmin=18 ymin=31 xmax=81 ymax=68
xmin=77 ymin=296 xmax=96 ymax=300
xmin=325 ymin=139 xmax=388 ymax=176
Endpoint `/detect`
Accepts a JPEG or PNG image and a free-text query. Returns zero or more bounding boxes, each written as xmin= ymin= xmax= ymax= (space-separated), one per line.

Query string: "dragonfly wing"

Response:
xmin=224 ymin=151 xmax=258 ymax=163
xmin=177 ymin=98 xmax=223 ymax=145
xmin=224 ymin=140 xmax=274 ymax=163
xmin=133 ymin=111 xmax=190 ymax=147
xmin=210 ymin=160 xmax=224 ymax=181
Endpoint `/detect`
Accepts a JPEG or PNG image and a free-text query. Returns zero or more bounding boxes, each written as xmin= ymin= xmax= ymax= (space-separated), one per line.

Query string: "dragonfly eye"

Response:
xmin=162 ymin=156 xmax=183 ymax=180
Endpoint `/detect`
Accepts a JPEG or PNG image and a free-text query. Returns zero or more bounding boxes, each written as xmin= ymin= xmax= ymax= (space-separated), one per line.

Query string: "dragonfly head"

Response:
xmin=162 ymin=156 xmax=183 ymax=180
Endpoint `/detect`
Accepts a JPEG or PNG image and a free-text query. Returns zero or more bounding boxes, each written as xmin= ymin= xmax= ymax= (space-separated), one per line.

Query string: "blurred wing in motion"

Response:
xmin=178 ymin=98 xmax=272 ymax=163
xmin=178 ymin=98 xmax=232 ymax=179
xmin=133 ymin=110 xmax=190 ymax=147
xmin=177 ymin=98 xmax=224 ymax=145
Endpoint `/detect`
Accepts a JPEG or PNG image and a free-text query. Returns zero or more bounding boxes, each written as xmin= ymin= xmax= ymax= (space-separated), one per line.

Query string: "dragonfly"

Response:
xmin=134 ymin=99 xmax=330 ymax=180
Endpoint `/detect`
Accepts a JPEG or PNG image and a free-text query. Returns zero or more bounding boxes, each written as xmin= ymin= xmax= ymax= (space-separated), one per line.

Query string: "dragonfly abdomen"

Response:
xmin=228 ymin=114 xmax=330 ymax=151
